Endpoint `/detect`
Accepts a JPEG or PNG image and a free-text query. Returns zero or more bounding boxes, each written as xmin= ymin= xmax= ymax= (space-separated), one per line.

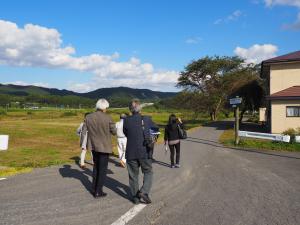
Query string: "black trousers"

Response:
xmin=169 ymin=142 xmax=180 ymax=165
xmin=92 ymin=151 xmax=109 ymax=194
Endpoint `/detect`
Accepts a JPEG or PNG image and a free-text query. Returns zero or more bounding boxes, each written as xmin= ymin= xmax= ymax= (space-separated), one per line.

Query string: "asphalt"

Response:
xmin=0 ymin=121 xmax=300 ymax=225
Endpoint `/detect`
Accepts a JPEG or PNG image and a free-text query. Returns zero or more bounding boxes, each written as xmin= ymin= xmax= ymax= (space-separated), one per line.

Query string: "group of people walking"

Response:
xmin=76 ymin=98 xmax=185 ymax=204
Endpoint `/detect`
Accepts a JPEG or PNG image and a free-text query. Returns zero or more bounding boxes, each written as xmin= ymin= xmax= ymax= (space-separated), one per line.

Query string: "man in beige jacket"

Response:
xmin=85 ymin=99 xmax=116 ymax=198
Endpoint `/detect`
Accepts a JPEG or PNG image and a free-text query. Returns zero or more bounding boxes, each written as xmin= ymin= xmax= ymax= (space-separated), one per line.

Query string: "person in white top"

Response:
xmin=76 ymin=113 xmax=93 ymax=169
xmin=116 ymin=114 xmax=127 ymax=168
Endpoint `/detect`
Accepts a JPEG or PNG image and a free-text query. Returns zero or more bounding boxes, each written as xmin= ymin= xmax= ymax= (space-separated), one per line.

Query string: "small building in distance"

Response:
xmin=261 ymin=50 xmax=300 ymax=133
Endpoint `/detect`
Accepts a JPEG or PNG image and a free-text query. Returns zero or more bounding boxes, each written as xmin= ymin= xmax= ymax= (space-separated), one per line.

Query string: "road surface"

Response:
xmin=0 ymin=121 xmax=299 ymax=225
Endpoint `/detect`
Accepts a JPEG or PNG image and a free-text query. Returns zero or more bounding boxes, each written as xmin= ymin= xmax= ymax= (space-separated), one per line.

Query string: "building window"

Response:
xmin=286 ymin=106 xmax=300 ymax=117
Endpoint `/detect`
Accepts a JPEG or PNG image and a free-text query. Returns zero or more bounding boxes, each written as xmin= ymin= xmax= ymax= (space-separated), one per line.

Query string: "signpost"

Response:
xmin=229 ymin=97 xmax=242 ymax=145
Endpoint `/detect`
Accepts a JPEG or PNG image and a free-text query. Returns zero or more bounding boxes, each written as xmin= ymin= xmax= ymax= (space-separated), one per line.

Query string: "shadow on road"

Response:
xmin=108 ymin=157 xmax=126 ymax=168
xmin=230 ymin=147 xmax=300 ymax=160
xmin=186 ymin=135 xmax=300 ymax=160
xmin=204 ymin=120 xmax=268 ymax=133
xmin=59 ymin=165 xmax=131 ymax=200
xmin=203 ymin=121 xmax=233 ymax=130
xmin=153 ymin=159 xmax=171 ymax=168
xmin=186 ymin=121 xmax=300 ymax=160
xmin=184 ymin=139 xmax=222 ymax=148
xmin=187 ymin=137 xmax=220 ymax=144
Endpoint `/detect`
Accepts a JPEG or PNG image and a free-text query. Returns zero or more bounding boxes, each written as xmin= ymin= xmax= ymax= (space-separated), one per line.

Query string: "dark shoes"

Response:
xmin=138 ymin=192 xmax=152 ymax=204
xmin=94 ymin=191 xmax=107 ymax=198
xmin=132 ymin=197 xmax=140 ymax=205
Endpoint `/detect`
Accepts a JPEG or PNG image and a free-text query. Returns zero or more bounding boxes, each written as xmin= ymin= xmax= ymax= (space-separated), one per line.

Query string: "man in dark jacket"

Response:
xmin=123 ymin=99 xmax=157 ymax=204
xmin=85 ymin=98 xmax=116 ymax=198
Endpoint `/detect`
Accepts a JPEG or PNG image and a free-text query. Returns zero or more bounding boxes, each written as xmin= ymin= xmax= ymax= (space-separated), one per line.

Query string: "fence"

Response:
xmin=238 ymin=131 xmax=291 ymax=143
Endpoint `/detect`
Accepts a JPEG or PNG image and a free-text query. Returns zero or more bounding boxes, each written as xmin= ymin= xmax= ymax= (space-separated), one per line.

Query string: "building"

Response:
xmin=261 ymin=50 xmax=300 ymax=133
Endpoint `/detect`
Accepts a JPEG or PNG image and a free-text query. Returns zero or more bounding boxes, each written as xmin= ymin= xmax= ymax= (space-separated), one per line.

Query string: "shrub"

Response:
xmin=0 ymin=109 xmax=7 ymax=116
xmin=283 ymin=128 xmax=298 ymax=143
xmin=247 ymin=114 xmax=259 ymax=123
xmin=61 ymin=111 xmax=77 ymax=117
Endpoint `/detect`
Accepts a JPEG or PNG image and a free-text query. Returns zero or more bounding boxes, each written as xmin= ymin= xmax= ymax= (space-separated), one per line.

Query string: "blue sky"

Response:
xmin=0 ymin=0 xmax=299 ymax=92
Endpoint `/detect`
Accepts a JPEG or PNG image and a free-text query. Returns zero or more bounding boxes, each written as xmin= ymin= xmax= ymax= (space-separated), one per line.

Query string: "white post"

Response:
xmin=0 ymin=135 xmax=9 ymax=150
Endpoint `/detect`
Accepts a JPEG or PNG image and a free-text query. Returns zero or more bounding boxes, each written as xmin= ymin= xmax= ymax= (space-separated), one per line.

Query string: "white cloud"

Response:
xmin=185 ymin=37 xmax=202 ymax=44
xmin=0 ymin=20 xmax=179 ymax=92
xmin=263 ymin=0 xmax=300 ymax=30
xmin=214 ymin=10 xmax=243 ymax=25
xmin=67 ymin=83 xmax=93 ymax=93
xmin=264 ymin=0 xmax=300 ymax=8
xmin=234 ymin=44 xmax=278 ymax=64
xmin=69 ymin=70 xmax=179 ymax=92
xmin=282 ymin=12 xmax=300 ymax=30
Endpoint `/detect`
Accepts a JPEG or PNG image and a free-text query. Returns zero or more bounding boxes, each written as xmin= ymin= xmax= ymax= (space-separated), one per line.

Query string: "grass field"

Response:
xmin=0 ymin=108 xmax=207 ymax=177
xmin=220 ymin=129 xmax=300 ymax=152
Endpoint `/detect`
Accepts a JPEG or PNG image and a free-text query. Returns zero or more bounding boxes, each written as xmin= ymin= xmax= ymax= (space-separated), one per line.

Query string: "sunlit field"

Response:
xmin=0 ymin=107 xmax=207 ymax=176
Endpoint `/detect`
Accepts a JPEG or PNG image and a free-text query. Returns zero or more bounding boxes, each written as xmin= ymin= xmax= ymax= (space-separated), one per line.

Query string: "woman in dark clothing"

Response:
xmin=164 ymin=114 xmax=184 ymax=168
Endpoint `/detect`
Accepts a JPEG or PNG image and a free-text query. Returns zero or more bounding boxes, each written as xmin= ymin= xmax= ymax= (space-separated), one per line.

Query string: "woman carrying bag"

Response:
xmin=164 ymin=114 xmax=186 ymax=168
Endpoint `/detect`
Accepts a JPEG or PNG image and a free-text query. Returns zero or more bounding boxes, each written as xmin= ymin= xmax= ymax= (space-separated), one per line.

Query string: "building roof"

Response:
xmin=268 ymin=86 xmax=300 ymax=100
xmin=263 ymin=50 xmax=300 ymax=64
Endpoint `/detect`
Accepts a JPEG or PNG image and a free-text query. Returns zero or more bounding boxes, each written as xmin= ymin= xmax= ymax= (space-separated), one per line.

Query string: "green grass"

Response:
xmin=0 ymin=108 xmax=207 ymax=177
xmin=220 ymin=129 xmax=300 ymax=152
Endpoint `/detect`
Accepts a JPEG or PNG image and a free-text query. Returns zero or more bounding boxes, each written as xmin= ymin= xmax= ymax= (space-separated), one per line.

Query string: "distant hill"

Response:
xmin=0 ymin=84 xmax=176 ymax=101
xmin=0 ymin=84 xmax=78 ymax=96
xmin=81 ymin=87 xmax=175 ymax=100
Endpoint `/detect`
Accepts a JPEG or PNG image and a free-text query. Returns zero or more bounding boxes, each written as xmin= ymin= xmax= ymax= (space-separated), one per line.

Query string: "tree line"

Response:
xmin=0 ymin=93 xmax=159 ymax=109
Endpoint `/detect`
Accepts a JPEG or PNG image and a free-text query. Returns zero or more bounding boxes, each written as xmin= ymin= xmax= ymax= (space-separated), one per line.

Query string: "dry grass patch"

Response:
xmin=0 ymin=109 xmax=206 ymax=176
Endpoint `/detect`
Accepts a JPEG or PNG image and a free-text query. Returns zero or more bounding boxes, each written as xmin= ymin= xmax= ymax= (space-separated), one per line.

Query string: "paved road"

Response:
xmin=1 ymin=121 xmax=300 ymax=225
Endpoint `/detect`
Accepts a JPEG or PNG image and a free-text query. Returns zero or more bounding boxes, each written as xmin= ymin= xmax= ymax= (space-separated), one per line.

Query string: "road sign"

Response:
xmin=230 ymin=97 xmax=242 ymax=105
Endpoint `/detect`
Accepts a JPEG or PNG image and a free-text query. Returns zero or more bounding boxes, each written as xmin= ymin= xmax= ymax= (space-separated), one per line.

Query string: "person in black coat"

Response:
xmin=123 ymin=99 xmax=158 ymax=204
xmin=164 ymin=114 xmax=184 ymax=168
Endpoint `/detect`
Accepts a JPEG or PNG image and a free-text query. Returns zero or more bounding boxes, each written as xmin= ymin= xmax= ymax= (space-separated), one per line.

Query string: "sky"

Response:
xmin=0 ymin=0 xmax=299 ymax=92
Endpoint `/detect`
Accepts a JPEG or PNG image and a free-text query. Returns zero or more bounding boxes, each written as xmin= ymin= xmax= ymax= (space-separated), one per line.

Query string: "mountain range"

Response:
xmin=0 ymin=84 xmax=176 ymax=100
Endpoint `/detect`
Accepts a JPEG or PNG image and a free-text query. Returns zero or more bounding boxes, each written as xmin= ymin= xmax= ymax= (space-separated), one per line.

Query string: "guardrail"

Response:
xmin=238 ymin=131 xmax=290 ymax=143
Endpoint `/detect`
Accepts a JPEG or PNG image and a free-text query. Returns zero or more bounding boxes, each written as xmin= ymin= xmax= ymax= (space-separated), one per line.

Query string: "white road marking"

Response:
xmin=0 ymin=178 xmax=7 ymax=181
xmin=111 ymin=204 xmax=146 ymax=225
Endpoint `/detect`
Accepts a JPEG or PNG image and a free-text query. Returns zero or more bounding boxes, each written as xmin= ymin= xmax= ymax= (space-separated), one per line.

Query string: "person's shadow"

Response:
xmin=59 ymin=165 xmax=131 ymax=200
xmin=152 ymin=159 xmax=171 ymax=168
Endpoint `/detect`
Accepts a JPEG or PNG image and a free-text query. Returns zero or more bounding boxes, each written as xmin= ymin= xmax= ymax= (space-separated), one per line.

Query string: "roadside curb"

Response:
xmin=221 ymin=143 xmax=300 ymax=159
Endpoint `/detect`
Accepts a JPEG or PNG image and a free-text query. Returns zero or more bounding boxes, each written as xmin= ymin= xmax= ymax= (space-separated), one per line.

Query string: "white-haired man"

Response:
xmin=85 ymin=98 xmax=116 ymax=198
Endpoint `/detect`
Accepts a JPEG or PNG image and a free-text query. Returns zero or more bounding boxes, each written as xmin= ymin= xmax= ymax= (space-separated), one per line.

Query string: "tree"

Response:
xmin=177 ymin=56 xmax=250 ymax=120
xmin=230 ymin=67 xmax=265 ymax=123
